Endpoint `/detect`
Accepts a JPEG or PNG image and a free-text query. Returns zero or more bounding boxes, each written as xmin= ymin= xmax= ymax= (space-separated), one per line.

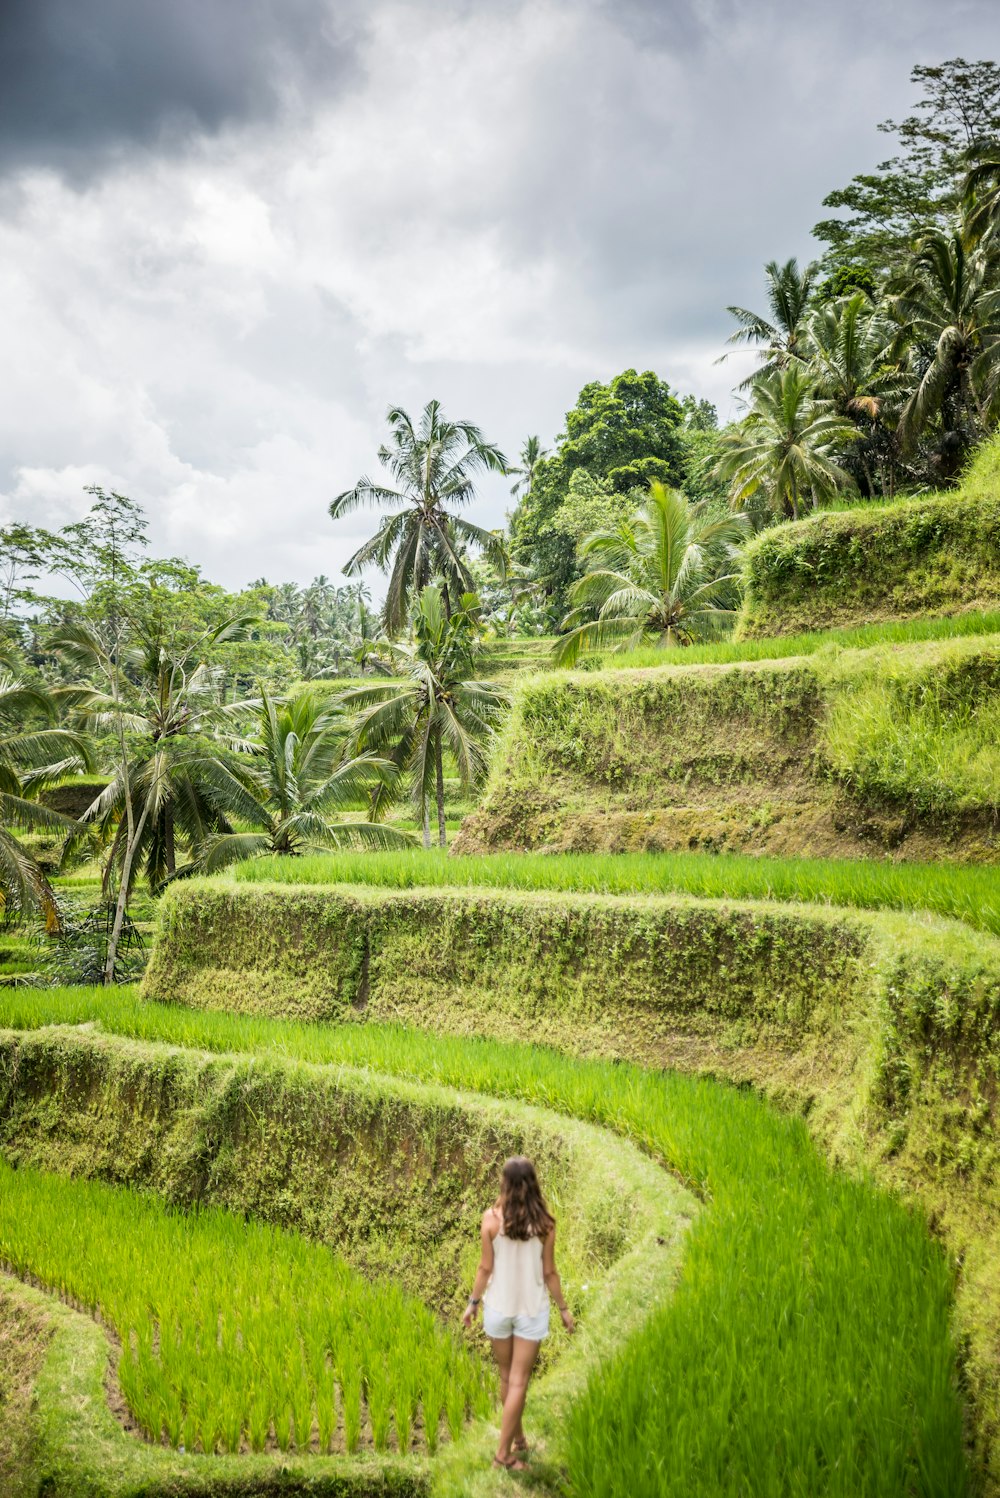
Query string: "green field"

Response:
xmin=233 ymin=845 xmax=1000 ymax=935
xmin=0 ymin=1159 xmax=490 ymax=1457
xmin=0 ymin=991 xmax=967 ymax=1497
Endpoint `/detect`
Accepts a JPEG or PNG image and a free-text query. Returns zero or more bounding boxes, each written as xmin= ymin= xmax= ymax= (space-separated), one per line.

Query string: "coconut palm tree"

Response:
xmin=508 ymin=435 xmax=550 ymax=499
xmin=723 ymin=258 xmax=818 ymax=387
xmin=808 ymin=293 xmax=904 ymax=498
xmin=963 ymin=151 xmax=1000 ymax=246
xmin=191 ymin=689 xmax=409 ymax=872
xmin=342 ymin=586 xmax=508 ymax=848
xmin=52 ymin=614 xmax=260 ymax=896
xmin=553 ymin=484 xmax=748 ymax=667
xmin=0 ymin=671 xmax=92 ymax=931
xmin=717 ymin=365 xmax=858 ymax=521
xmin=888 ymin=226 xmax=1000 ymax=477
xmin=330 ymin=401 xmax=509 ymax=635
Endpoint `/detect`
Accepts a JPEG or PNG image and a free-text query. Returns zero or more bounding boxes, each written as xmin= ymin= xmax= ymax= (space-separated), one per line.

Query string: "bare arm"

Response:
xmin=462 ymin=1210 xmax=497 ymax=1327
xmin=543 ymin=1225 xmax=575 ymax=1333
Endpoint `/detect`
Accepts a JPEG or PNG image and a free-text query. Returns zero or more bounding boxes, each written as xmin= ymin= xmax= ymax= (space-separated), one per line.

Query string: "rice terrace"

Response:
xmin=3 ymin=17 xmax=1000 ymax=1498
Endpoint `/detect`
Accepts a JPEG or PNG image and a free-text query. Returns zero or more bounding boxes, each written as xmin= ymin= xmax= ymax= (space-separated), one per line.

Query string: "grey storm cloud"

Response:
xmin=1 ymin=0 xmax=999 ymax=592
xmin=0 ymin=0 xmax=361 ymax=176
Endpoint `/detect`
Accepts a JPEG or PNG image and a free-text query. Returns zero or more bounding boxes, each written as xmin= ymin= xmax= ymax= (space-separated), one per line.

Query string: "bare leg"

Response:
xmin=495 ymin=1336 xmax=540 ymax=1463
xmin=490 ymin=1336 xmax=527 ymax=1448
xmin=490 ymin=1335 xmax=513 ymax=1414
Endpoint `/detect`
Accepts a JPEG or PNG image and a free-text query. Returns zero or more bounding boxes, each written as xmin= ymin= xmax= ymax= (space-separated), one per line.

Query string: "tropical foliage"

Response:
xmin=342 ymin=586 xmax=508 ymax=846
xmin=191 ymin=690 xmax=407 ymax=873
xmin=553 ymin=483 xmax=747 ymax=665
xmin=330 ymin=400 xmax=509 ymax=635
xmin=0 ymin=671 xmax=90 ymax=930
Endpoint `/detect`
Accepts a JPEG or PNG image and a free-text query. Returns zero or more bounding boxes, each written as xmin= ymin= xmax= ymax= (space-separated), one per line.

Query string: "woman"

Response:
xmin=463 ymin=1156 xmax=575 ymax=1471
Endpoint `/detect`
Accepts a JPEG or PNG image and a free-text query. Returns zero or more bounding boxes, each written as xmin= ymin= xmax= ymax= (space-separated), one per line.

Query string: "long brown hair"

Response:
xmin=498 ymin=1157 xmax=555 ymax=1241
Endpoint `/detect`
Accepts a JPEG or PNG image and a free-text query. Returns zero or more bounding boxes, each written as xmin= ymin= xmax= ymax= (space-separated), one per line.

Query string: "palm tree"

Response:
xmin=330 ymin=401 xmax=510 ymax=634
xmin=553 ymin=484 xmax=748 ymax=667
xmin=888 ymin=227 xmax=1000 ymax=477
xmin=717 ymin=365 xmax=858 ymax=521
xmin=342 ymin=586 xmax=508 ymax=848
xmin=0 ymin=671 xmax=92 ymax=931
xmin=808 ymin=293 xmax=904 ymax=498
xmin=191 ymin=689 xmax=409 ymax=872
xmin=963 ymin=151 xmax=1000 ymax=246
xmin=52 ymin=614 xmax=259 ymax=895
xmin=508 ymin=435 xmax=549 ymax=499
xmin=723 ymin=258 xmax=818 ymax=387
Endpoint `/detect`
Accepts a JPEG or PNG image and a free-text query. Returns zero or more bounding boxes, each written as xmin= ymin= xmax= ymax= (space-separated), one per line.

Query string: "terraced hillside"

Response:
xmin=736 ymin=432 xmax=1000 ymax=638
xmin=454 ymin=632 xmax=1000 ymax=859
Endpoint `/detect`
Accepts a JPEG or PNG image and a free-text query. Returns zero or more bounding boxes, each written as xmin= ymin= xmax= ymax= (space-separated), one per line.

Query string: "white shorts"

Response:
xmin=482 ymin=1303 xmax=550 ymax=1341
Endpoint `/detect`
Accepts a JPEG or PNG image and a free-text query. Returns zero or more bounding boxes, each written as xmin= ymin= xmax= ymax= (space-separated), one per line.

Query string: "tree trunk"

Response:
xmin=104 ymin=800 xmax=149 ymax=985
xmin=422 ymin=794 xmax=431 ymax=849
xmin=434 ymin=728 xmax=447 ymax=848
xmin=164 ymin=806 xmax=175 ymax=876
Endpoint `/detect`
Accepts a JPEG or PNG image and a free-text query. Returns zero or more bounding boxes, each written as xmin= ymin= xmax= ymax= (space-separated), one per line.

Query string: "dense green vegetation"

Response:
xmin=232 ymin=846 xmax=1000 ymax=934
xmin=0 ymin=995 xmax=969 ymax=1497
xmin=4 ymin=45 xmax=1000 ymax=1498
xmin=460 ymin=632 xmax=1000 ymax=859
xmin=738 ymin=435 xmax=1000 ymax=636
xmin=598 ymin=605 xmax=1000 ymax=669
xmin=0 ymin=1159 xmax=490 ymax=1457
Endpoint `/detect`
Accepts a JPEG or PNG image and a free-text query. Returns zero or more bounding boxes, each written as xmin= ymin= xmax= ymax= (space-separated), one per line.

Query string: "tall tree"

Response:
xmin=814 ymin=58 xmax=1000 ymax=274
xmin=508 ymin=435 xmax=549 ymax=499
xmin=717 ymin=365 xmax=858 ymax=521
xmin=330 ymin=401 xmax=509 ymax=635
xmin=888 ymin=226 xmax=1000 ymax=478
xmin=191 ymin=689 xmax=407 ymax=872
xmin=0 ymin=671 xmax=91 ymax=931
xmin=509 ymin=369 xmax=687 ymax=622
xmin=342 ymin=587 xmax=507 ymax=848
xmin=52 ymin=608 xmax=258 ymax=982
xmin=553 ymin=484 xmax=747 ymax=666
xmin=808 ymin=293 xmax=903 ymax=497
xmin=723 ymin=259 xmax=817 ymax=386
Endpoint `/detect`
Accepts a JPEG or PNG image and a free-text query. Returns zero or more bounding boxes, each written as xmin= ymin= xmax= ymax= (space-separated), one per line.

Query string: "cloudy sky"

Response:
xmin=1 ymin=0 xmax=997 ymax=593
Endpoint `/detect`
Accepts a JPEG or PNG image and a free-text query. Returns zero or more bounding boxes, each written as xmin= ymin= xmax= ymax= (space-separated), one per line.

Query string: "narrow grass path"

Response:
xmin=0 ymin=990 xmax=969 ymax=1498
xmin=231 ymin=846 xmax=1000 ymax=938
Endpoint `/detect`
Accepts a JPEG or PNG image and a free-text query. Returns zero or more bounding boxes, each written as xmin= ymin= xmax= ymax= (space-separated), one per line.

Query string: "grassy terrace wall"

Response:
xmin=143 ymin=877 xmax=1000 ymax=1482
xmin=454 ymin=633 xmax=1000 ymax=859
xmin=0 ymin=1025 xmax=684 ymax=1497
xmin=737 ymin=434 xmax=1000 ymax=638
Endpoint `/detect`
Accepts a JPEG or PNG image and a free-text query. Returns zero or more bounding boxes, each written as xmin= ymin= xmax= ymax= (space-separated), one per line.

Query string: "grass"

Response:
xmin=0 ymin=1155 xmax=490 ymax=1459
xmin=568 ymin=609 xmax=1000 ymax=672
xmin=0 ymin=990 xmax=968 ymax=1497
xmin=231 ymin=847 xmax=1000 ymax=937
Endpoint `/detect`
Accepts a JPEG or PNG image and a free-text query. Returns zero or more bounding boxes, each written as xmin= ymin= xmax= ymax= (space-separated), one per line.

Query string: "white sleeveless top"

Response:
xmin=483 ymin=1221 xmax=548 ymax=1318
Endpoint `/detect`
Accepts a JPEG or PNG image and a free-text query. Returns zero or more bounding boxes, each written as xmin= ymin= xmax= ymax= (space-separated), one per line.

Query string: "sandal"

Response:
xmin=512 ymin=1437 xmax=530 ymax=1459
xmin=493 ymin=1454 xmax=528 ymax=1472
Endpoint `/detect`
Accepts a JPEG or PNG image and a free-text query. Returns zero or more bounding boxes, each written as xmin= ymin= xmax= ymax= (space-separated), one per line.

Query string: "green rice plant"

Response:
xmin=340 ymin=1356 xmax=363 ymax=1454
xmin=315 ymin=1368 xmax=337 ymax=1454
xmin=0 ymin=990 xmax=972 ymax=1493
xmin=444 ymin=1380 xmax=467 ymax=1444
xmin=0 ymin=1157 xmax=485 ymax=1460
xmin=365 ymin=1359 xmax=392 ymax=1452
xmin=586 ymin=607 xmax=1000 ymax=670
xmin=231 ymin=846 xmax=1000 ymax=938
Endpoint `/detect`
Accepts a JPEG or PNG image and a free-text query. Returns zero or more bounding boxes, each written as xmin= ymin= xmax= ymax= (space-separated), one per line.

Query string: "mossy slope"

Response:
xmin=0 ymin=1025 xmax=688 ymax=1497
xmin=454 ymin=633 xmax=1000 ymax=859
xmin=737 ymin=432 xmax=1000 ymax=638
xmin=142 ymin=878 xmax=1000 ymax=1480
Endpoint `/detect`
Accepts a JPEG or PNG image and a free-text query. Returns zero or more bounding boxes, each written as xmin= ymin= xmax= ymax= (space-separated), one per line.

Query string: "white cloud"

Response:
xmin=1 ymin=0 xmax=997 ymax=591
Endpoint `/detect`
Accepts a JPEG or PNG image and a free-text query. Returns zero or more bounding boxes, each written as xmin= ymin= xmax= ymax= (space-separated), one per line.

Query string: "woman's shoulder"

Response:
xmin=482 ymin=1204 xmax=502 ymax=1233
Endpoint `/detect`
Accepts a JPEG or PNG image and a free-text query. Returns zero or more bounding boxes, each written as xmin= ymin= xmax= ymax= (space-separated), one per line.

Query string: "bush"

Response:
xmin=737 ymin=433 xmax=1000 ymax=637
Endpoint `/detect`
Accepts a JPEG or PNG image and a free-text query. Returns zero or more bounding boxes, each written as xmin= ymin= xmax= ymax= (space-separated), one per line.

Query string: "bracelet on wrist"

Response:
xmin=468 ymin=1296 xmax=480 ymax=1307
